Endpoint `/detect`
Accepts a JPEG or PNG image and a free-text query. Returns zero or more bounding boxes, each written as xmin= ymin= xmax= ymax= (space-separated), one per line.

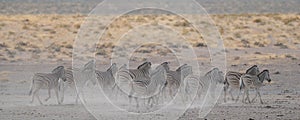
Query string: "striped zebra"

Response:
xmin=165 ymin=64 xmax=193 ymax=98
xmin=223 ymin=65 xmax=259 ymax=102
xmin=96 ymin=63 xmax=118 ymax=93
xmin=149 ymin=62 xmax=170 ymax=103
xmin=29 ymin=66 xmax=66 ymax=105
xmin=60 ymin=60 xmax=96 ymax=104
xmin=193 ymin=68 xmax=224 ymax=100
xmin=59 ymin=67 xmax=80 ymax=104
xmin=239 ymin=70 xmax=271 ymax=104
xmin=115 ymin=62 xmax=152 ymax=107
xmin=116 ymin=62 xmax=152 ymax=86
xmin=146 ymin=62 xmax=168 ymax=107
xmin=82 ymin=60 xmax=97 ymax=86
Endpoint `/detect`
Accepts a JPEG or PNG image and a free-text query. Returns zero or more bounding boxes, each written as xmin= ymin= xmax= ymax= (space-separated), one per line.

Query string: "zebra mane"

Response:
xmin=246 ymin=65 xmax=259 ymax=75
xmin=205 ymin=68 xmax=218 ymax=76
xmin=160 ymin=62 xmax=170 ymax=71
xmin=176 ymin=64 xmax=188 ymax=72
xmin=84 ymin=60 xmax=95 ymax=69
xmin=119 ymin=64 xmax=127 ymax=70
xmin=152 ymin=64 xmax=166 ymax=76
xmin=161 ymin=62 xmax=170 ymax=65
xmin=52 ymin=66 xmax=64 ymax=73
xmin=176 ymin=64 xmax=192 ymax=79
xmin=137 ymin=62 xmax=151 ymax=69
xmin=204 ymin=67 xmax=224 ymax=83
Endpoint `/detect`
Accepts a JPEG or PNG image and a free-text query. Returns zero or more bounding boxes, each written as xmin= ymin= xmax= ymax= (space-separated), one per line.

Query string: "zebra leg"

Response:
xmin=30 ymin=86 xmax=36 ymax=103
xmin=154 ymin=96 xmax=158 ymax=106
xmin=163 ymin=87 xmax=168 ymax=100
xmin=55 ymin=86 xmax=61 ymax=104
xmin=235 ymin=89 xmax=242 ymax=103
xmin=33 ymin=85 xmax=43 ymax=104
xmin=147 ymin=97 xmax=154 ymax=108
xmin=30 ymin=93 xmax=35 ymax=104
xmin=147 ymin=97 xmax=151 ymax=106
xmin=242 ymin=89 xmax=246 ymax=103
xmin=223 ymin=85 xmax=227 ymax=103
xmin=30 ymin=88 xmax=37 ymax=103
xmin=60 ymin=84 xmax=65 ymax=104
xmin=257 ymin=90 xmax=263 ymax=104
xmin=75 ymin=90 xmax=80 ymax=104
xmin=135 ymin=97 xmax=139 ymax=108
xmin=128 ymin=95 xmax=132 ymax=105
xmin=128 ymin=88 xmax=134 ymax=105
xmin=45 ymin=88 xmax=51 ymax=101
xmin=35 ymin=89 xmax=43 ymax=105
xmin=37 ymin=93 xmax=43 ymax=105
xmin=169 ymin=86 xmax=173 ymax=98
xmin=246 ymin=90 xmax=251 ymax=103
xmin=251 ymin=89 xmax=258 ymax=103
xmin=228 ymin=88 xmax=235 ymax=101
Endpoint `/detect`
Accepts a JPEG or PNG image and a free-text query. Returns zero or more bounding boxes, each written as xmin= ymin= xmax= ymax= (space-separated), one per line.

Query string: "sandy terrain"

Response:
xmin=0 ymin=13 xmax=300 ymax=119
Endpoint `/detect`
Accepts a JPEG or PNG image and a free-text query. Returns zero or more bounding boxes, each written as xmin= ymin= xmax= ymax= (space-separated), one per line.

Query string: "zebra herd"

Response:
xmin=29 ymin=60 xmax=271 ymax=106
xmin=224 ymin=65 xmax=272 ymax=104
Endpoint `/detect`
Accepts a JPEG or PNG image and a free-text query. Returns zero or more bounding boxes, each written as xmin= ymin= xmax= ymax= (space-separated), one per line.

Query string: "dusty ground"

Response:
xmin=0 ymin=47 xmax=299 ymax=120
xmin=0 ymin=14 xmax=300 ymax=119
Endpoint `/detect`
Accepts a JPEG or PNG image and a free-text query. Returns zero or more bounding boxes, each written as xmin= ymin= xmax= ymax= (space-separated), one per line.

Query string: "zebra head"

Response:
xmin=258 ymin=69 xmax=271 ymax=83
xmin=52 ymin=66 xmax=66 ymax=81
xmin=246 ymin=65 xmax=259 ymax=75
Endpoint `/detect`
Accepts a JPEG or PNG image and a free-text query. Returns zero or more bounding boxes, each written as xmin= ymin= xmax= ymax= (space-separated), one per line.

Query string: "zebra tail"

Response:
xmin=28 ymin=79 xmax=34 ymax=96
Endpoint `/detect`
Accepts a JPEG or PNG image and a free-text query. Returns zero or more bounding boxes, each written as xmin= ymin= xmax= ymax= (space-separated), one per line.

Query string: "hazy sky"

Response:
xmin=0 ymin=0 xmax=299 ymax=14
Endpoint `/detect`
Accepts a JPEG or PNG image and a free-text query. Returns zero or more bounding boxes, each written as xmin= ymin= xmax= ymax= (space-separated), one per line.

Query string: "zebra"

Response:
xmin=59 ymin=60 xmax=96 ymax=104
xmin=239 ymin=70 xmax=271 ymax=104
xmin=29 ymin=66 xmax=66 ymax=105
xmin=165 ymin=64 xmax=193 ymax=98
xmin=193 ymin=68 xmax=224 ymax=100
xmin=149 ymin=62 xmax=170 ymax=103
xmin=145 ymin=62 xmax=169 ymax=107
xmin=96 ymin=63 xmax=118 ymax=94
xmin=116 ymin=62 xmax=152 ymax=86
xmin=223 ymin=65 xmax=259 ymax=102
xmin=115 ymin=62 xmax=152 ymax=107
xmin=59 ymin=67 xmax=80 ymax=104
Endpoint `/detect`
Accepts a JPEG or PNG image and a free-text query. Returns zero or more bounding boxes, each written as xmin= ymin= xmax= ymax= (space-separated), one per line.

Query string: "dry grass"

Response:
xmin=0 ymin=14 xmax=299 ymax=62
